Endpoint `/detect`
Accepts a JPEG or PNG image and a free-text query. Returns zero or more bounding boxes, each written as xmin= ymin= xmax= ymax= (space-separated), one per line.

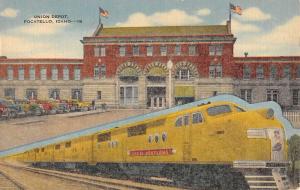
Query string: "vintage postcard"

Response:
xmin=0 ymin=0 xmax=299 ymax=189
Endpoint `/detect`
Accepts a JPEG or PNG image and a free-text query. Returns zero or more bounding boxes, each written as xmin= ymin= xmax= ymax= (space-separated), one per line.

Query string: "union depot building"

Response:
xmin=1 ymin=21 xmax=300 ymax=110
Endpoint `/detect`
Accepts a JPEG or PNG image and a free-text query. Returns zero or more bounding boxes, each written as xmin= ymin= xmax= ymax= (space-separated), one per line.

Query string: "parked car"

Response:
xmin=0 ymin=99 xmax=20 ymax=119
xmin=56 ymin=102 xmax=70 ymax=114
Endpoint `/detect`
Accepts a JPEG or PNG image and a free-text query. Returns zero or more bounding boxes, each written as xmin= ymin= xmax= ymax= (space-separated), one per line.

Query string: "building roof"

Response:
xmin=0 ymin=58 xmax=83 ymax=65
xmin=234 ymin=56 xmax=300 ymax=64
xmin=94 ymin=25 xmax=230 ymax=37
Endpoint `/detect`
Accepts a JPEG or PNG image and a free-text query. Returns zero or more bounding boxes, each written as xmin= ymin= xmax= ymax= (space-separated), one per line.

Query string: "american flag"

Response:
xmin=230 ymin=3 xmax=242 ymax=15
xmin=99 ymin=7 xmax=109 ymax=17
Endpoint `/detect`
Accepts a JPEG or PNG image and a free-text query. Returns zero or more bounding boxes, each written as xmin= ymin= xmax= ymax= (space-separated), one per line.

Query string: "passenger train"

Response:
xmin=0 ymin=95 xmax=290 ymax=189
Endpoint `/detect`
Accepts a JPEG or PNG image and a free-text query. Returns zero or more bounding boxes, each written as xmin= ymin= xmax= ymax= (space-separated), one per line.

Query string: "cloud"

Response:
xmin=196 ymin=8 xmax=211 ymax=16
xmin=116 ymin=9 xmax=202 ymax=27
xmin=17 ymin=14 xmax=69 ymax=35
xmin=221 ymin=19 xmax=260 ymax=33
xmin=240 ymin=7 xmax=271 ymax=21
xmin=235 ymin=16 xmax=300 ymax=56
xmin=0 ymin=32 xmax=82 ymax=58
xmin=0 ymin=8 xmax=19 ymax=18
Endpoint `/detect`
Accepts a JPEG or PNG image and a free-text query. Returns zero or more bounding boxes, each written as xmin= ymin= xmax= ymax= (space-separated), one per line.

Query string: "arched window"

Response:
xmin=283 ymin=65 xmax=290 ymax=79
xmin=119 ymin=67 xmax=138 ymax=82
xmin=29 ymin=66 xmax=35 ymax=80
xmin=176 ymin=68 xmax=191 ymax=80
xmin=256 ymin=65 xmax=264 ymax=79
xmin=243 ymin=65 xmax=251 ymax=80
xmin=18 ymin=66 xmax=24 ymax=80
xmin=74 ymin=66 xmax=81 ymax=80
xmin=147 ymin=66 xmax=166 ymax=82
xmin=7 ymin=66 xmax=13 ymax=80
xmin=63 ymin=66 xmax=69 ymax=80
xmin=270 ymin=65 xmax=277 ymax=80
xmin=51 ymin=66 xmax=58 ymax=80
xmin=94 ymin=65 xmax=99 ymax=79
xmin=100 ymin=64 xmax=106 ymax=79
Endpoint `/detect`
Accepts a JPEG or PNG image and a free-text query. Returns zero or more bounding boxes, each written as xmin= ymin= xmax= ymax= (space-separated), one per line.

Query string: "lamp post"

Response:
xmin=167 ymin=60 xmax=173 ymax=108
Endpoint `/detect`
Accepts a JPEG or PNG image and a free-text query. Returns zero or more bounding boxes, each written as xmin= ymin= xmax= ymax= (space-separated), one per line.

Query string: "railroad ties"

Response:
xmin=0 ymin=170 xmax=24 ymax=190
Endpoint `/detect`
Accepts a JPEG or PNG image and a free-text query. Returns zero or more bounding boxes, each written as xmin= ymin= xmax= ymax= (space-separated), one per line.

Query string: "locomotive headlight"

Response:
xmin=266 ymin=108 xmax=274 ymax=119
xmin=247 ymin=129 xmax=267 ymax=138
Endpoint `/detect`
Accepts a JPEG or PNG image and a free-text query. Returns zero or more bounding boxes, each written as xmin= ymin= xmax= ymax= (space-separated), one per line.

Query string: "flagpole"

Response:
xmin=229 ymin=3 xmax=232 ymax=22
xmin=98 ymin=7 xmax=102 ymax=25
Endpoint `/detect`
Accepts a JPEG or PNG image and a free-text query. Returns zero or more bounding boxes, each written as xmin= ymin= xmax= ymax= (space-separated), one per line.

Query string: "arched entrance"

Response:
xmin=117 ymin=62 xmax=141 ymax=107
xmin=145 ymin=62 xmax=168 ymax=109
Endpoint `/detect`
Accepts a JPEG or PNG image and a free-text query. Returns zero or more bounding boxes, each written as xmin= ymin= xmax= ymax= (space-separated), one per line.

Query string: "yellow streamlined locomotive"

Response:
xmin=1 ymin=95 xmax=290 ymax=189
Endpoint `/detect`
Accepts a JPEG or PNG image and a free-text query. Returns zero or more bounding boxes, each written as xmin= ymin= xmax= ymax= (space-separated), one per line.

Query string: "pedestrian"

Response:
xmin=92 ymin=100 xmax=95 ymax=110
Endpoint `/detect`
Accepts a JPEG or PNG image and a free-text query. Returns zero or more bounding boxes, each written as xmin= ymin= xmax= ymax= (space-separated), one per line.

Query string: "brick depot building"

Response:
xmin=0 ymin=21 xmax=300 ymax=110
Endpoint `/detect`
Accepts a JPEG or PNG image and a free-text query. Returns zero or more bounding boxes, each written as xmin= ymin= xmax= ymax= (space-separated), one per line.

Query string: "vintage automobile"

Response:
xmin=55 ymin=101 xmax=70 ymax=114
xmin=0 ymin=99 xmax=22 ymax=119
xmin=67 ymin=99 xmax=92 ymax=112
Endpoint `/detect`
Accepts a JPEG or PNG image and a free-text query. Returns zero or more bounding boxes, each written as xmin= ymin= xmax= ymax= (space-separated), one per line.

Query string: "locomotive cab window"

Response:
xmin=192 ymin=112 xmax=203 ymax=124
xmin=65 ymin=141 xmax=71 ymax=148
xmin=97 ymin=132 xmax=111 ymax=142
xmin=207 ymin=105 xmax=232 ymax=116
xmin=175 ymin=117 xmax=183 ymax=127
xmin=55 ymin=144 xmax=60 ymax=150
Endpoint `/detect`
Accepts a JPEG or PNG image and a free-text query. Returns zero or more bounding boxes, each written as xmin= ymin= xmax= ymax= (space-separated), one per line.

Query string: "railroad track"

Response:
xmin=0 ymin=162 xmax=181 ymax=190
xmin=0 ymin=170 xmax=25 ymax=190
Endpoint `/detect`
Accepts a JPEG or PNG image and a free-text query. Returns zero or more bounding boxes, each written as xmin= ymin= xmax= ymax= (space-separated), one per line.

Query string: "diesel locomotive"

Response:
xmin=1 ymin=95 xmax=290 ymax=189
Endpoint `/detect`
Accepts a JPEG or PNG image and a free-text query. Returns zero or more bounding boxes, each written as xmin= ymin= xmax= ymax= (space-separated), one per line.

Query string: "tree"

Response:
xmin=288 ymin=134 xmax=300 ymax=185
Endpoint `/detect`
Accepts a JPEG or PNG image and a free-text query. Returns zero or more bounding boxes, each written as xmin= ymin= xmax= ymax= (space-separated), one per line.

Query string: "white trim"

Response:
xmin=0 ymin=61 xmax=83 ymax=65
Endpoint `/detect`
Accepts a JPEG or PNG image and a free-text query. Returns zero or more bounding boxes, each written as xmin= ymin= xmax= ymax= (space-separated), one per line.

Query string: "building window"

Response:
xmin=74 ymin=67 xmax=81 ymax=80
xmin=94 ymin=46 xmax=106 ymax=57
xmin=146 ymin=46 xmax=153 ymax=56
xmin=270 ymin=65 xmax=277 ymax=80
xmin=120 ymin=86 xmax=138 ymax=105
xmin=26 ymin=89 xmax=38 ymax=100
xmin=188 ymin=45 xmax=196 ymax=56
xmin=267 ymin=89 xmax=279 ymax=102
xmin=209 ymin=63 xmax=222 ymax=78
xmin=71 ymin=89 xmax=82 ymax=100
xmin=4 ymin=88 xmax=15 ymax=99
xmin=292 ymin=89 xmax=299 ymax=105
xmin=176 ymin=69 xmax=191 ymax=80
xmin=7 ymin=66 xmax=13 ymax=80
xmin=119 ymin=46 xmax=126 ymax=56
xmin=51 ymin=67 xmax=58 ymax=80
xmin=241 ymin=89 xmax=252 ymax=103
xmin=133 ymin=45 xmax=139 ymax=56
xmin=97 ymin=91 xmax=102 ymax=100
xmin=283 ymin=65 xmax=291 ymax=79
xmin=243 ymin=65 xmax=251 ymax=80
xmin=40 ymin=68 xmax=47 ymax=80
xmin=63 ymin=66 xmax=69 ymax=80
xmin=296 ymin=65 xmax=300 ymax=79
xmin=94 ymin=65 xmax=99 ymax=79
xmin=100 ymin=64 xmax=106 ymax=79
xmin=209 ymin=45 xmax=223 ymax=56
xmin=18 ymin=67 xmax=24 ymax=80
xmin=49 ymin=89 xmax=60 ymax=100
xmin=256 ymin=65 xmax=264 ymax=79
xmin=175 ymin=45 xmax=181 ymax=55
xmin=29 ymin=66 xmax=35 ymax=80
xmin=160 ymin=46 xmax=167 ymax=56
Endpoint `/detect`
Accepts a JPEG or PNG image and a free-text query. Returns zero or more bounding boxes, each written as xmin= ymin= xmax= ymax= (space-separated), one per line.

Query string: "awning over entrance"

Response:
xmin=175 ymin=86 xmax=195 ymax=97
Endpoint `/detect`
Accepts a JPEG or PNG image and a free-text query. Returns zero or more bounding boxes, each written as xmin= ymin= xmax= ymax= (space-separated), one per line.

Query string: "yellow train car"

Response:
xmin=0 ymin=95 xmax=291 ymax=189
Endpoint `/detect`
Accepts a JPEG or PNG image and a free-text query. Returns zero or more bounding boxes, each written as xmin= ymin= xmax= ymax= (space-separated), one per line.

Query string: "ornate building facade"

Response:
xmin=0 ymin=21 xmax=299 ymax=110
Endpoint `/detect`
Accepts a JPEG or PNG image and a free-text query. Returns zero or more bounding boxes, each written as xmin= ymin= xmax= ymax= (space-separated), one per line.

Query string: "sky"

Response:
xmin=0 ymin=0 xmax=299 ymax=58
